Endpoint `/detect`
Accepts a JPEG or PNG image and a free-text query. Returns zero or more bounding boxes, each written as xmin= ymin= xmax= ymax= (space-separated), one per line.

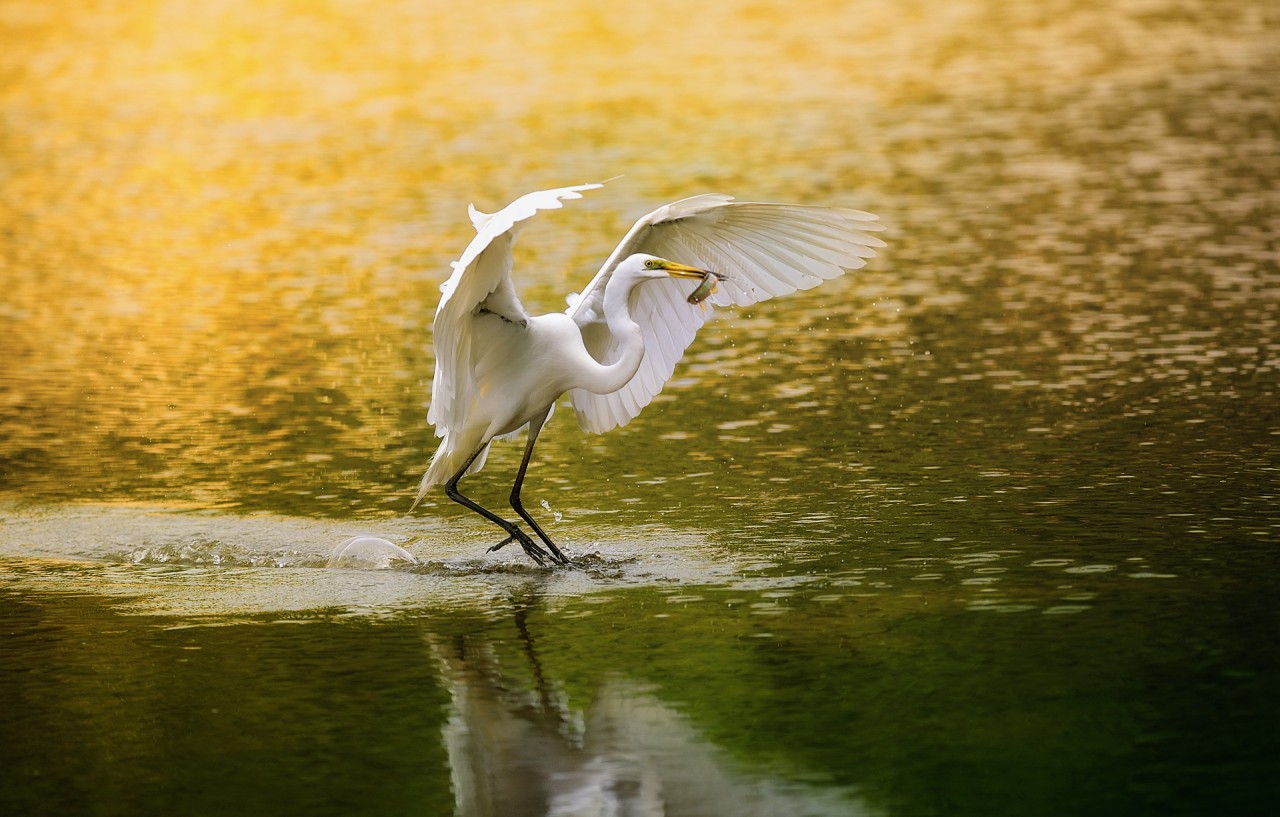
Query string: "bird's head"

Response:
xmin=625 ymin=254 xmax=712 ymax=282
xmin=607 ymin=254 xmax=724 ymax=309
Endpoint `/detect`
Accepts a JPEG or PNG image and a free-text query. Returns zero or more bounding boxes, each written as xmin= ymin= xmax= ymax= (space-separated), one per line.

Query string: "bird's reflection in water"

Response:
xmin=429 ymin=606 xmax=868 ymax=817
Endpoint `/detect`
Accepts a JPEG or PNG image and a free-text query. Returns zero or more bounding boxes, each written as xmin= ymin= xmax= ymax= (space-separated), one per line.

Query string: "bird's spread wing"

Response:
xmin=428 ymin=182 xmax=603 ymax=438
xmin=565 ymin=195 xmax=885 ymax=434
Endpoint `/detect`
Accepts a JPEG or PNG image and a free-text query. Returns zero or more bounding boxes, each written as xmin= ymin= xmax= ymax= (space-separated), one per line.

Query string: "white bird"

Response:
xmin=412 ymin=181 xmax=884 ymax=565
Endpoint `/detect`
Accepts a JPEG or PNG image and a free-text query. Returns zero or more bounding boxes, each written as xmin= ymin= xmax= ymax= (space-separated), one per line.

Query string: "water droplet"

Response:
xmin=539 ymin=499 xmax=563 ymax=523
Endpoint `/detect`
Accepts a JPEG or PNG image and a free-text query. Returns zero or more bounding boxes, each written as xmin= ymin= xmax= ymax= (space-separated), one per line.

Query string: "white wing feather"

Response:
xmin=428 ymin=182 xmax=602 ymax=438
xmin=565 ymin=195 xmax=885 ymax=434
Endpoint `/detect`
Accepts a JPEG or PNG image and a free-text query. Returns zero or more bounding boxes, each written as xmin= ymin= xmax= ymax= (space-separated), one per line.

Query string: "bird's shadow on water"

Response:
xmin=426 ymin=592 xmax=870 ymax=817
xmin=2 ymin=504 xmax=870 ymax=812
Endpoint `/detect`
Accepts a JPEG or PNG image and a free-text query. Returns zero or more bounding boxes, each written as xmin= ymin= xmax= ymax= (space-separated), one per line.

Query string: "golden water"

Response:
xmin=2 ymin=2 xmax=1278 ymax=815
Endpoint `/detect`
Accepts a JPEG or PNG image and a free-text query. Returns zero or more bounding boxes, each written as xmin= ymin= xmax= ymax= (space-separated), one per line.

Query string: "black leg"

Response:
xmin=508 ymin=408 xmax=570 ymax=566
xmin=444 ymin=445 xmax=550 ymax=566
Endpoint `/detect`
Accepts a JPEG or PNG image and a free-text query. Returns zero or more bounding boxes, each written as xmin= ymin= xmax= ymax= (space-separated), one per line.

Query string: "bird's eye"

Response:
xmin=644 ymin=259 xmax=661 ymax=269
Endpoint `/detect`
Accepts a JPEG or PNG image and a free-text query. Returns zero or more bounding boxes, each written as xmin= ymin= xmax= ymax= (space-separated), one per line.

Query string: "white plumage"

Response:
xmin=415 ymin=181 xmax=884 ymax=565
xmin=565 ymin=193 xmax=882 ymax=433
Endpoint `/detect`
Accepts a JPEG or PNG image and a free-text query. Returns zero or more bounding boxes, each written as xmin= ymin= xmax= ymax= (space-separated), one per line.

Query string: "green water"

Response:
xmin=2 ymin=1 xmax=1278 ymax=815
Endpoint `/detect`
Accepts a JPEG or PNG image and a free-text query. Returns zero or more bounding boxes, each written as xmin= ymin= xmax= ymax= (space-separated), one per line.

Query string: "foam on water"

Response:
xmin=0 ymin=501 xmax=758 ymax=620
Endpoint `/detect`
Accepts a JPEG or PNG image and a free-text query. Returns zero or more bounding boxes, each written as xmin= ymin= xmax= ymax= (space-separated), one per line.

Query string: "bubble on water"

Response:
xmin=327 ymin=536 xmax=418 ymax=570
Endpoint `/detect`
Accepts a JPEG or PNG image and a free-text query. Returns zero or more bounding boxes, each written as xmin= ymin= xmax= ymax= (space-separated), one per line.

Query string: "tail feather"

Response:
xmin=410 ymin=435 xmax=490 ymax=511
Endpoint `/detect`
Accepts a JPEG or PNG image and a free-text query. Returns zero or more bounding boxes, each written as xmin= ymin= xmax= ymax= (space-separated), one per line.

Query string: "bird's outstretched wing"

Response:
xmin=429 ymin=182 xmax=603 ymax=438
xmin=565 ymin=195 xmax=885 ymax=434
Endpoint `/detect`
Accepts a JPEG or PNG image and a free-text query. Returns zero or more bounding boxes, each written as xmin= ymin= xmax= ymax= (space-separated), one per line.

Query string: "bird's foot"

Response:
xmin=487 ymin=531 xmax=552 ymax=566
xmin=540 ymin=538 xmax=572 ymax=567
xmin=487 ymin=535 xmax=515 ymax=553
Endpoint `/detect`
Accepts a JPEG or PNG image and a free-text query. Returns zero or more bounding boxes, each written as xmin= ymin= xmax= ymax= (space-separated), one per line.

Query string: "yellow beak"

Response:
xmin=658 ymin=260 xmax=712 ymax=279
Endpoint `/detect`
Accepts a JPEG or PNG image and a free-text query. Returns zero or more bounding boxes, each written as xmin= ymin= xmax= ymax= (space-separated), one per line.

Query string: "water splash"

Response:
xmin=540 ymin=499 xmax=564 ymax=523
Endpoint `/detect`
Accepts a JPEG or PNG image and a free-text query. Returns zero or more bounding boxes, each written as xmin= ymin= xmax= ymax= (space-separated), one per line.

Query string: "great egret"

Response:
xmin=412 ymin=182 xmax=884 ymax=565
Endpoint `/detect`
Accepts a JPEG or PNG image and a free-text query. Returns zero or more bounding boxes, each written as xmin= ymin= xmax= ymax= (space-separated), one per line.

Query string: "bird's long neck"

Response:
xmin=580 ymin=272 xmax=647 ymax=395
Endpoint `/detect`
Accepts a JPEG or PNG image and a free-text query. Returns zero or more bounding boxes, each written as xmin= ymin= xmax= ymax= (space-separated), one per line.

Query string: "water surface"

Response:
xmin=2 ymin=1 xmax=1278 ymax=815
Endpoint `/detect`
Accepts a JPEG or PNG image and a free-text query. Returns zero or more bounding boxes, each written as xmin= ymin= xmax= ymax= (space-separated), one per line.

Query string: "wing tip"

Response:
xmin=467 ymin=203 xmax=494 ymax=231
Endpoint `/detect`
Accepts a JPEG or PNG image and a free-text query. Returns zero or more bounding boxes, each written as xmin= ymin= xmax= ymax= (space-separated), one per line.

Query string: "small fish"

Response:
xmin=687 ymin=271 xmax=724 ymax=305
